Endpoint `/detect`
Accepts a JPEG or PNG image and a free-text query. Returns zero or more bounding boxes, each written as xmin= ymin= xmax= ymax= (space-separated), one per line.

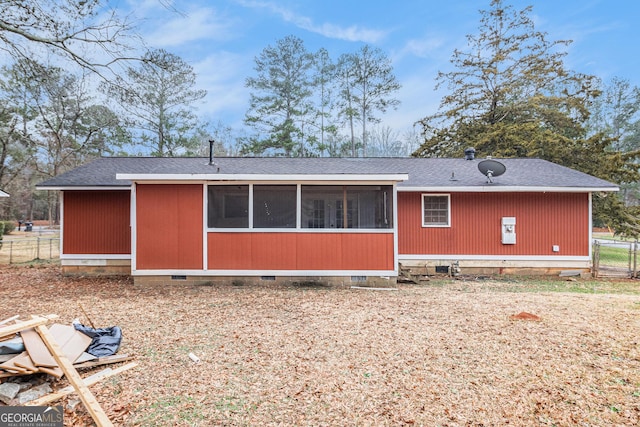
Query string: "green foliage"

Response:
xmin=413 ymin=0 xmax=640 ymax=236
xmin=243 ymin=35 xmax=401 ymax=157
xmin=102 ymin=49 xmax=207 ymax=157
xmin=1 ymin=220 xmax=15 ymax=234
xmin=243 ymin=35 xmax=316 ymax=157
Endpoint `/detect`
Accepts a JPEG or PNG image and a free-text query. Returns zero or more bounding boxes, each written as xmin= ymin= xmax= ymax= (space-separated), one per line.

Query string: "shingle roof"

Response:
xmin=36 ymin=156 xmax=619 ymax=191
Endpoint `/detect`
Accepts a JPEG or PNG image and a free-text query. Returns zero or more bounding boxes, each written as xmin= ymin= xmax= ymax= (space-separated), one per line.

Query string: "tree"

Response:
xmin=587 ymin=77 xmax=640 ymax=153
xmin=243 ymin=35 xmax=316 ymax=157
xmin=586 ymin=77 xmax=640 ymax=206
xmin=0 ymin=0 xmax=137 ymax=78
xmin=102 ymin=49 xmax=207 ymax=157
xmin=0 ymin=61 xmax=37 ymax=196
xmin=339 ymin=45 xmax=400 ymax=157
xmin=313 ymin=48 xmax=338 ymax=156
xmin=413 ymin=0 xmax=640 ymax=236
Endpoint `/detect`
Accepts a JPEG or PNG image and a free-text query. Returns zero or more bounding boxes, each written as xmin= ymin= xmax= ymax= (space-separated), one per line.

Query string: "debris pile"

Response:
xmin=0 ymin=314 xmax=136 ymax=426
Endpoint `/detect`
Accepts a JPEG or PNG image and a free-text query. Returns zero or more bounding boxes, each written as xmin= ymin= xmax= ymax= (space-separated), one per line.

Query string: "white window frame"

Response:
xmin=422 ymin=194 xmax=451 ymax=228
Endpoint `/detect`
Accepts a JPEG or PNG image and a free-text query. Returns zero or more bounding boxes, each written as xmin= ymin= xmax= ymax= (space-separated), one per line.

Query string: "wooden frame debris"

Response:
xmin=0 ymin=315 xmax=134 ymax=427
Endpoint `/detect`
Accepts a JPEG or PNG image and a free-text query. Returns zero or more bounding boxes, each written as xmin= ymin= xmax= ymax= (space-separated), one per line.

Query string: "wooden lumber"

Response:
xmin=0 ymin=352 xmax=34 ymax=374
xmin=0 ymin=315 xmax=20 ymax=326
xmin=0 ymin=316 xmax=56 ymax=340
xmin=35 ymin=323 xmax=114 ymax=427
xmin=73 ymin=354 xmax=133 ymax=370
xmin=25 ymin=362 xmax=138 ymax=406
xmin=21 ymin=328 xmax=57 ymax=367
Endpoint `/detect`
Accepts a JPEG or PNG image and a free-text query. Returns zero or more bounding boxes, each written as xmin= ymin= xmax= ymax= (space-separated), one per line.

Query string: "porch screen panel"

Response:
xmin=301 ymin=185 xmax=393 ymax=229
xmin=253 ymin=185 xmax=296 ymax=228
xmin=208 ymin=185 xmax=249 ymax=228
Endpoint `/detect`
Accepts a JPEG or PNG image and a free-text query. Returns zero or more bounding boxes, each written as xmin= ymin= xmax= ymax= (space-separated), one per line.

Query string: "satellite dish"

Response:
xmin=478 ymin=159 xmax=506 ymax=183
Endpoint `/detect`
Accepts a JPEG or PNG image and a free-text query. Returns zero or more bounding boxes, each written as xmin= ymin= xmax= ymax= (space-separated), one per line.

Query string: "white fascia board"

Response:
xmin=35 ymin=186 xmax=130 ymax=191
xmin=132 ymin=269 xmax=398 ymax=277
xmin=0 ymin=190 xmax=9 ymax=197
xmin=401 ymin=254 xmax=590 ymax=261
xmin=116 ymin=173 xmax=409 ymax=182
xmin=398 ymin=186 xmax=619 ymax=193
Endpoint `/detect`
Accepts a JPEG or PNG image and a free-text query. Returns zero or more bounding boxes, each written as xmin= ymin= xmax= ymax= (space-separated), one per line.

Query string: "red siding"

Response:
xmin=398 ymin=192 xmax=589 ymax=256
xmin=63 ymin=191 xmax=130 ymax=254
xmin=208 ymin=232 xmax=394 ymax=271
xmin=136 ymin=184 xmax=203 ymax=270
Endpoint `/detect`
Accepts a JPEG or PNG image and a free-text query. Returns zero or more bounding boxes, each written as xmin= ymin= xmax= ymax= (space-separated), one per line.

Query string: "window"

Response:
xmin=208 ymin=185 xmax=249 ymax=228
xmin=207 ymin=184 xmax=394 ymax=230
xmin=301 ymin=185 xmax=392 ymax=229
xmin=422 ymin=194 xmax=450 ymax=227
xmin=253 ymin=185 xmax=296 ymax=228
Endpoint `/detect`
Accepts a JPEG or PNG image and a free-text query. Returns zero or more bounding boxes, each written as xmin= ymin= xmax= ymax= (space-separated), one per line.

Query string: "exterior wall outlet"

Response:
xmin=552 ymin=245 xmax=560 ymax=252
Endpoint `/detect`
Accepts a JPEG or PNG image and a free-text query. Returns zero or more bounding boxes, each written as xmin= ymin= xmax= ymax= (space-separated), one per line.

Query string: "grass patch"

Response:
xmin=135 ymin=395 xmax=205 ymax=426
xmin=425 ymin=276 xmax=640 ymax=295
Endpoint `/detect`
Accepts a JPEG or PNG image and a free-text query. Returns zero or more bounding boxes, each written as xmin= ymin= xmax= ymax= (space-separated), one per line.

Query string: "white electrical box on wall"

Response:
xmin=502 ymin=217 xmax=516 ymax=244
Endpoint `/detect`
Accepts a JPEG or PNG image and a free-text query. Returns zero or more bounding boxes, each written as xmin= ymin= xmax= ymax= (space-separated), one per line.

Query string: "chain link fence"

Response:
xmin=0 ymin=237 xmax=60 ymax=264
xmin=592 ymin=239 xmax=638 ymax=278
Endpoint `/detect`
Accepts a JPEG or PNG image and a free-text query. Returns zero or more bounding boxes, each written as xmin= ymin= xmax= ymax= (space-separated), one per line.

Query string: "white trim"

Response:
xmin=296 ymin=185 xmax=302 ymax=229
xmin=118 ymin=173 xmax=409 ymax=182
xmin=248 ymin=183 xmax=254 ymax=229
xmin=130 ymin=183 xmax=138 ymax=274
xmin=400 ymin=254 xmax=590 ymax=261
xmin=61 ymin=254 xmax=131 ymax=260
xmin=422 ymin=193 xmax=451 ymax=228
xmin=132 ymin=269 xmax=398 ymax=277
xmin=399 ymin=186 xmax=618 ymax=193
xmin=59 ymin=191 xmax=64 ymax=256
xmin=393 ymin=184 xmax=399 ymax=272
xmin=36 ymin=186 xmax=130 ymax=191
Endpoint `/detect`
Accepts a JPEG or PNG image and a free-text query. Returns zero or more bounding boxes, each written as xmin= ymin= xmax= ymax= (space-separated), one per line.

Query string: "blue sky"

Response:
xmin=122 ymin=0 xmax=640 ymax=135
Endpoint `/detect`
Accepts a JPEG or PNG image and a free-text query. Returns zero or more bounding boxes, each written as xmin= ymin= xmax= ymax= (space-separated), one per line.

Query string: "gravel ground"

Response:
xmin=1 ymin=264 xmax=639 ymax=426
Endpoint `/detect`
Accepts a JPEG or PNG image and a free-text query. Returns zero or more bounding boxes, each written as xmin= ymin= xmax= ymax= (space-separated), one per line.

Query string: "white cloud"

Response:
xmin=236 ymin=0 xmax=387 ymax=43
xmin=191 ymin=52 xmax=253 ymax=127
xmin=142 ymin=6 xmax=235 ymax=48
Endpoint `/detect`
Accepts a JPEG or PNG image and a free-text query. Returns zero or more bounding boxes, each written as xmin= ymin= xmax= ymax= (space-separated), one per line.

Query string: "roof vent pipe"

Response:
xmin=208 ymin=139 xmax=215 ymax=165
xmin=464 ymin=147 xmax=476 ymax=160
xmin=208 ymin=139 xmax=220 ymax=172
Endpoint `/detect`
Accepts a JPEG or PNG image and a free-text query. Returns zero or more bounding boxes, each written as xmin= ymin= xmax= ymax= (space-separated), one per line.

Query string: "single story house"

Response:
xmin=36 ymin=155 xmax=618 ymax=284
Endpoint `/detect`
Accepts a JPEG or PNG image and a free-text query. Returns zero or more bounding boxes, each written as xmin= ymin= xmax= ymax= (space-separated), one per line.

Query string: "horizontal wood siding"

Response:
xmin=63 ymin=191 xmax=130 ymax=254
xmin=208 ymin=232 xmax=394 ymax=271
xmin=136 ymin=184 xmax=203 ymax=270
xmin=398 ymin=192 xmax=589 ymax=256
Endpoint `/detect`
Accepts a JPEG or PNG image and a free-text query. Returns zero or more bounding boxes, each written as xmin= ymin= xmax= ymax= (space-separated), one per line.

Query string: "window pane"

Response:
xmin=253 ymin=185 xmax=297 ymax=228
xmin=302 ymin=185 xmax=393 ymax=229
xmin=301 ymin=186 xmax=342 ymax=228
xmin=423 ymin=195 xmax=449 ymax=226
xmin=346 ymin=186 xmax=393 ymax=229
xmin=208 ymin=185 xmax=249 ymax=228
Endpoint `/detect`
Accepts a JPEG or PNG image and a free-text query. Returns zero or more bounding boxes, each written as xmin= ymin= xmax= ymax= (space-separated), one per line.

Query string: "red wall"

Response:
xmin=63 ymin=191 xmax=130 ymax=254
xmin=136 ymin=184 xmax=203 ymax=270
xmin=397 ymin=192 xmax=590 ymax=256
xmin=208 ymin=232 xmax=395 ymax=271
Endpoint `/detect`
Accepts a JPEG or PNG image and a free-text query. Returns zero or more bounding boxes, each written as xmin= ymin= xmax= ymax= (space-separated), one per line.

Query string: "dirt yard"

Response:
xmin=1 ymin=265 xmax=640 ymax=426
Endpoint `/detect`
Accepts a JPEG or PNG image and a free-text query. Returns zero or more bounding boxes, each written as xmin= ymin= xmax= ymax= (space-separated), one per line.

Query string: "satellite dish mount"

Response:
xmin=477 ymin=159 xmax=506 ymax=183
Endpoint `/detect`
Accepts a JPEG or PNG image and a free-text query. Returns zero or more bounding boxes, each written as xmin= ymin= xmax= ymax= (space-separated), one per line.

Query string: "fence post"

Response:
xmin=631 ymin=239 xmax=638 ymax=279
xmin=9 ymin=241 xmax=12 ymax=265
xmin=592 ymin=241 xmax=600 ymax=278
xmin=36 ymin=236 xmax=40 ymax=260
